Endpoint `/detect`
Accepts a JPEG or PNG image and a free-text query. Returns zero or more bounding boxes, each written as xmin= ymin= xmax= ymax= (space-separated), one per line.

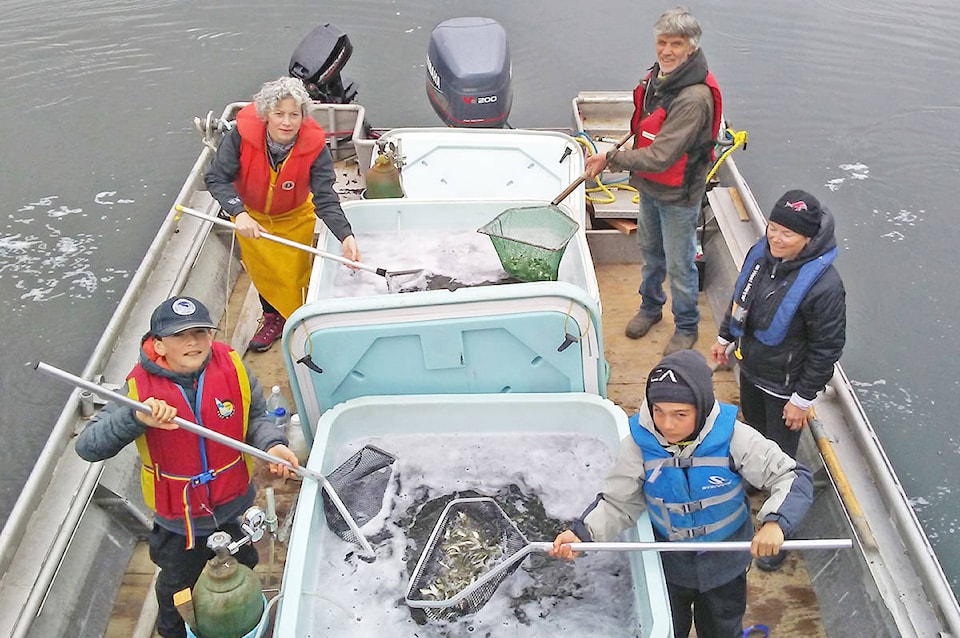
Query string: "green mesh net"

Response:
xmin=477 ymin=205 xmax=580 ymax=282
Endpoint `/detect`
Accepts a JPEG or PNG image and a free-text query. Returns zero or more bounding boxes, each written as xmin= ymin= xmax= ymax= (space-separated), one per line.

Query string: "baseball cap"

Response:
xmin=150 ymin=296 xmax=217 ymax=337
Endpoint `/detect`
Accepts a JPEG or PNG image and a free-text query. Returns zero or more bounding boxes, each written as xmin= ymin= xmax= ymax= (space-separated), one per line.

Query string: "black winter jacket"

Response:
xmin=719 ymin=211 xmax=846 ymax=401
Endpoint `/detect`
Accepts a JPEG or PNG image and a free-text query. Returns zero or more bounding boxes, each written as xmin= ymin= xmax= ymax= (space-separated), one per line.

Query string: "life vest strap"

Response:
xmin=643 ymin=455 xmax=729 ymax=472
xmin=654 ymin=483 xmax=745 ymax=515
xmin=145 ymin=454 xmax=245 ymax=485
xmin=650 ymin=502 xmax=749 ymax=541
xmin=142 ymin=455 xmax=245 ymax=550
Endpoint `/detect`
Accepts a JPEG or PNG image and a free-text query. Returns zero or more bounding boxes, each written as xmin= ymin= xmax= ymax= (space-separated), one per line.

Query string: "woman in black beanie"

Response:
xmin=710 ymin=189 xmax=846 ymax=569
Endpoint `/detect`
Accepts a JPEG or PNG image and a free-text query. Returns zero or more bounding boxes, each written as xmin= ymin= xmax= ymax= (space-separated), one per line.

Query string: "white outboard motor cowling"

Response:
xmin=426 ymin=17 xmax=513 ymax=128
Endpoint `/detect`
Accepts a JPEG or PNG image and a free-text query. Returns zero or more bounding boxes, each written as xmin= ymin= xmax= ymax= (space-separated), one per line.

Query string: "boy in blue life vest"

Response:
xmin=75 ymin=296 xmax=299 ymax=638
xmin=552 ymin=350 xmax=814 ymax=638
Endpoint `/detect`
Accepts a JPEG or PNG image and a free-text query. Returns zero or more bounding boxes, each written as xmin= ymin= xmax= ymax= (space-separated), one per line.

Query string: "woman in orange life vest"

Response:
xmin=205 ymin=76 xmax=361 ymax=352
xmin=75 ymin=296 xmax=299 ymax=638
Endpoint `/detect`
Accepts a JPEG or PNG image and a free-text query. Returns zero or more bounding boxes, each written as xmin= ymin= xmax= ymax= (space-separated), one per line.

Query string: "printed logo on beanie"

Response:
xmin=650 ymin=368 xmax=679 ymax=384
xmin=647 ymin=367 xmax=697 ymax=405
xmin=769 ymin=189 xmax=823 ymax=237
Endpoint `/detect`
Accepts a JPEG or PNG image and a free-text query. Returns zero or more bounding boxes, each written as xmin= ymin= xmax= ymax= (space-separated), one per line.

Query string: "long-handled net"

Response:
xmin=322 ymin=444 xmax=397 ymax=545
xmin=477 ymin=206 xmax=579 ymax=282
xmin=405 ymin=496 xmax=853 ymax=620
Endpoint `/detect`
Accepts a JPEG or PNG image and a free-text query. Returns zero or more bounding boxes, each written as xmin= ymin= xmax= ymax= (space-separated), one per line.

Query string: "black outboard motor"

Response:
xmin=289 ymin=23 xmax=358 ymax=103
xmin=426 ymin=17 xmax=513 ymax=128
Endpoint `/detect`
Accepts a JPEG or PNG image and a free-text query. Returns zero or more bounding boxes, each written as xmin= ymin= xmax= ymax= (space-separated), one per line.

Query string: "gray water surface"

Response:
xmin=2 ymin=0 xmax=959 ymax=595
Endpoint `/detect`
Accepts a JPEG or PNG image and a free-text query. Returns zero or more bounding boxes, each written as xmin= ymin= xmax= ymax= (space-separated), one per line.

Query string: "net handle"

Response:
xmin=534 ymin=538 xmax=853 ymax=552
xmin=406 ymin=538 xmax=852 ymax=612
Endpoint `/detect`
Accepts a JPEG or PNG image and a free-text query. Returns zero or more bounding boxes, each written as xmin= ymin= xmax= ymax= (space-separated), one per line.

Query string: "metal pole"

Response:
xmin=34 ymin=361 xmax=375 ymax=557
xmin=175 ymin=205 xmax=386 ymax=276
xmin=534 ymin=538 xmax=853 ymax=553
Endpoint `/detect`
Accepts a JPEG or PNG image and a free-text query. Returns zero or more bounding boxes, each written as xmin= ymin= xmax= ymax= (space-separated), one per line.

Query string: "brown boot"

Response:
xmin=625 ymin=311 xmax=662 ymax=339
xmin=249 ymin=312 xmax=285 ymax=352
xmin=663 ymin=330 xmax=698 ymax=355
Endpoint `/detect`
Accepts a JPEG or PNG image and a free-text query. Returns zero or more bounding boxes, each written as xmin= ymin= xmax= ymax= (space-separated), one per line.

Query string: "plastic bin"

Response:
xmin=274 ymin=393 xmax=672 ymax=638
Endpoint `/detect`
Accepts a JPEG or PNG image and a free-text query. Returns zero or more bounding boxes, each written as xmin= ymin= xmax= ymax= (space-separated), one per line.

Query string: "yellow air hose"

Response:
xmin=574 ymin=134 xmax=640 ymax=205
xmin=705 ymin=128 xmax=749 ymax=183
xmin=575 ymin=126 xmax=749 ymax=208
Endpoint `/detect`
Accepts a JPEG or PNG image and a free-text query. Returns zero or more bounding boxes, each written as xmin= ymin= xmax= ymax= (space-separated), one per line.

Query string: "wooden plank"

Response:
xmin=606 ymin=218 xmax=637 ymax=234
xmin=728 ymin=186 xmax=751 ymax=222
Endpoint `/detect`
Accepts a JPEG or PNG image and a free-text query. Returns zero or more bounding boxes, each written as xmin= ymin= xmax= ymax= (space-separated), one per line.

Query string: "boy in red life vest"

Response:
xmin=76 ymin=296 xmax=299 ymax=638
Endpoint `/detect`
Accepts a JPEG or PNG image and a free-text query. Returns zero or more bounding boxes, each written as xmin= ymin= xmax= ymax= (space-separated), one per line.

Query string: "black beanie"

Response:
xmin=646 ymin=365 xmax=697 ymax=406
xmin=768 ymin=189 xmax=823 ymax=237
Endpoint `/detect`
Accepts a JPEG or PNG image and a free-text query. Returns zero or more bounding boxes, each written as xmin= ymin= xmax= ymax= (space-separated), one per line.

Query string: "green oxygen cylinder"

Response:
xmin=191 ymin=531 xmax=264 ymax=638
xmin=364 ymin=152 xmax=404 ymax=198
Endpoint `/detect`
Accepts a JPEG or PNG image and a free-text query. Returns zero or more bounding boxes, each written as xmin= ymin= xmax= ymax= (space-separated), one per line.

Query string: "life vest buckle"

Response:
xmin=190 ymin=470 xmax=215 ymax=487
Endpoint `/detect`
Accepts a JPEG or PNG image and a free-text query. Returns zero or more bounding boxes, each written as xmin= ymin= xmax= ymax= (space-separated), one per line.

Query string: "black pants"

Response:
xmin=738 ymin=373 xmax=802 ymax=458
xmin=149 ymin=522 xmax=259 ymax=638
xmin=260 ymin=295 xmax=279 ymax=315
xmin=668 ymin=572 xmax=747 ymax=638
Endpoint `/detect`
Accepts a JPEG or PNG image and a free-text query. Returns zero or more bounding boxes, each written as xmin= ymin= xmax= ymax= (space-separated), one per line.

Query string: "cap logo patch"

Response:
xmin=785 ymin=200 xmax=808 ymax=212
xmin=171 ymin=298 xmax=197 ymax=317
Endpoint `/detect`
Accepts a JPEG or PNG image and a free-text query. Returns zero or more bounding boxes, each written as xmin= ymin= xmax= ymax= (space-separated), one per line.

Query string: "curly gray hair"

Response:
xmin=252 ymin=76 xmax=312 ymax=120
xmin=654 ymin=6 xmax=702 ymax=50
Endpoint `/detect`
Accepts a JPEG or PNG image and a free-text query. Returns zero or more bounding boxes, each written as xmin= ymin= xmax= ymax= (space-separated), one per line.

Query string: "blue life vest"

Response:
xmin=629 ymin=404 xmax=749 ymax=542
xmin=729 ymin=240 xmax=838 ymax=346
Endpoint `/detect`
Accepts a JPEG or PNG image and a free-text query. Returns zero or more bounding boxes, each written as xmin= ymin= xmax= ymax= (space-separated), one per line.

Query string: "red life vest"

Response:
xmin=234 ymin=103 xmax=327 ymax=215
xmin=130 ymin=341 xmax=254 ymax=548
xmin=630 ymin=71 xmax=722 ymax=188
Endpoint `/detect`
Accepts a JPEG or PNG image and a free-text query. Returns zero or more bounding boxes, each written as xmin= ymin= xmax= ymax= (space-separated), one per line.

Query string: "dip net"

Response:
xmin=322 ymin=444 xmax=396 ymax=545
xmin=405 ymin=497 xmax=530 ymax=620
xmin=477 ymin=205 xmax=579 ymax=282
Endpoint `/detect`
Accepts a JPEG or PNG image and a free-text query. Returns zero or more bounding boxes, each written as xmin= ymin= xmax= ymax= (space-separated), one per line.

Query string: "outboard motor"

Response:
xmin=289 ymin=23 xmax=358 ymax=103
xmin=426 ymin=17 xmax=513 ymax=128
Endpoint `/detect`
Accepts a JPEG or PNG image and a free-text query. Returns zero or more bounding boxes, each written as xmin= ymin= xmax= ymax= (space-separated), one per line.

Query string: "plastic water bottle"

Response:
xmin=265 ymin=385 xmax=290 ymax=429
xmin=285 ymin=413 xmax=310 ymax=464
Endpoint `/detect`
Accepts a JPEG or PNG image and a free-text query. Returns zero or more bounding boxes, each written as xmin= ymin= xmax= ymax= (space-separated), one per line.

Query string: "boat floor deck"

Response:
xmin=106 ymin=263 xmax=826 ymax=638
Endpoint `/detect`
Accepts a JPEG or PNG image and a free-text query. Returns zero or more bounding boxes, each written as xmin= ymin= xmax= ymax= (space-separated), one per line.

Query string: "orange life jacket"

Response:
xmin=234 ymin=103 xmax=327 ymax=215
xmin=630 ymin=71 xmax=722 ymax=189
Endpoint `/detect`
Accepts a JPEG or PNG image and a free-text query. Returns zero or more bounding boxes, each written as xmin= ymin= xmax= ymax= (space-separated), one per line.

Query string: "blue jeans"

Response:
xmin=636 ymin=192 xmax=701 ymax=333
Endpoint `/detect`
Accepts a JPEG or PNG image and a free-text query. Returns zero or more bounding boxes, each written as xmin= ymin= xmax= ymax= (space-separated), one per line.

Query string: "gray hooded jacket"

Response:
xmin=575 ymin=350 xmax=814 ymax=591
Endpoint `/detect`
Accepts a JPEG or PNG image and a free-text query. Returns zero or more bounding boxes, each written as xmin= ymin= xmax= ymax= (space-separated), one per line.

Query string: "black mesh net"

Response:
xmin=322 ymin=445 xmax=396 ymax=545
